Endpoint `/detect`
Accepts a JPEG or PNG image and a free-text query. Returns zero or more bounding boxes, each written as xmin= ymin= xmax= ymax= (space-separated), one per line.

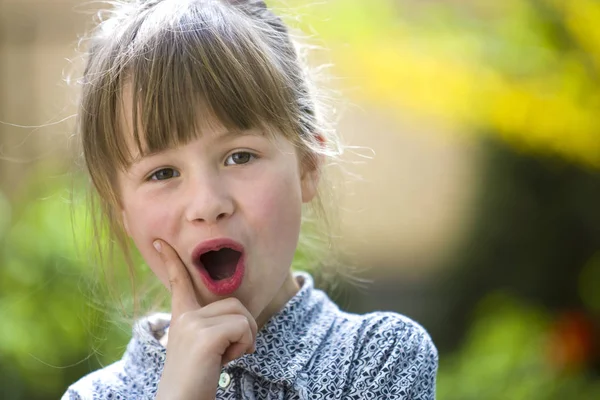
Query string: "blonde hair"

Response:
xmin=77 ymin=0 xmax=343 ymax=314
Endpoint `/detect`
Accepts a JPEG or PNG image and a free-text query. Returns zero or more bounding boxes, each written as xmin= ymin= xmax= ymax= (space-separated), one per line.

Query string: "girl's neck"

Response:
xmin=256 ymin=271 xmax=302 ymax=330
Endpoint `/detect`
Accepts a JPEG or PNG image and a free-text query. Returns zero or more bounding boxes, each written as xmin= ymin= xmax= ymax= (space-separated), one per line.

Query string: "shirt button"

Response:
xmin=218 ymin=371 xmax=231 ymax=389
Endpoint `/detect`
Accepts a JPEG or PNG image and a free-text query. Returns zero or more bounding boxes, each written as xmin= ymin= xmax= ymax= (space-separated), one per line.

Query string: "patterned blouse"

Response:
xmin=62 ymin=272 xmax=438 ymax=399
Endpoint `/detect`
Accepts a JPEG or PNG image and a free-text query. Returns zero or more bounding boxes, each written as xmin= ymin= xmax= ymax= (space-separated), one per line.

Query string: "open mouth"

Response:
xmin=192 ymin=238 xmax=246 ymax=296
xmin=199 ymin=248 xmax=242 ymax=281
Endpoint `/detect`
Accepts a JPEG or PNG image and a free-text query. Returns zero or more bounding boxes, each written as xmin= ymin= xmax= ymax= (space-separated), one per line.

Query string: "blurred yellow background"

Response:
xmin=1 ymin=0 xmax=599 ymax=399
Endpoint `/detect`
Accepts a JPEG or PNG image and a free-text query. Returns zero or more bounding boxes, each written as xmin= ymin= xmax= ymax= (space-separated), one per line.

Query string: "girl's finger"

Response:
xmin=153 ymin=239 xmax=200 ymax=323
xmin=192 ymin=298 xmax=258 ymax=342
xmin=206 ymin=316 xmax=255 ymax=359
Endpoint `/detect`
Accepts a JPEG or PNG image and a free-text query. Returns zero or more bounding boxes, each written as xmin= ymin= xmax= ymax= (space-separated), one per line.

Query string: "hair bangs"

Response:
xmin=120 ymin=1 xmax=300 ymax=162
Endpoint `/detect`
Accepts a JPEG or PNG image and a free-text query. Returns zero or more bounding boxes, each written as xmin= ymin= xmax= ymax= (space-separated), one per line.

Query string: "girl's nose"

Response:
xmin=184 ymin=175 xmax=234 ymax=224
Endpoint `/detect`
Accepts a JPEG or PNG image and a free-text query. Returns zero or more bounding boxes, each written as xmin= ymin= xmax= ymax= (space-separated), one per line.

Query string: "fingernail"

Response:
xmin=153 ymin=240 xmax=162 ymax=253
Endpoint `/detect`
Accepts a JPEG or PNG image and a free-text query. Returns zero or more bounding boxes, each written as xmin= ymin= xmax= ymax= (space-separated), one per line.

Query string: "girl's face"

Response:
xmin=117 ymin=102 xmax=319 ymax=325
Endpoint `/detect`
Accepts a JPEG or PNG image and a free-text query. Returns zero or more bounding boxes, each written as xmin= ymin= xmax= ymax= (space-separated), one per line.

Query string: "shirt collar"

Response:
xmin=124 ymin=271 xmax=336 ymax=386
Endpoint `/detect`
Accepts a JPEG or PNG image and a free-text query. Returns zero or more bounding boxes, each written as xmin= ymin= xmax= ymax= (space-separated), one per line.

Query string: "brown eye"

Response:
xmin=225 ymin=151 xmax=255 ymax=166
xmin=150 ymin=168 xmax=180 ymax=181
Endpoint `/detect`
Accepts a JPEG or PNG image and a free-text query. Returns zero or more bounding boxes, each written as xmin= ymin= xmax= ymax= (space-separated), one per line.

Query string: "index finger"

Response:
xmin=153 ymin=239 xmax=200 ymax=324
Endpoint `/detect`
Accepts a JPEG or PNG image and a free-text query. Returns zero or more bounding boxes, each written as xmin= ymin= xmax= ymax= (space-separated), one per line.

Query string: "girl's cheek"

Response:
xmin=128 ymin=206 xmax=177 ymax=287
xmin=130 ymin=196 xmax=177 ymax=238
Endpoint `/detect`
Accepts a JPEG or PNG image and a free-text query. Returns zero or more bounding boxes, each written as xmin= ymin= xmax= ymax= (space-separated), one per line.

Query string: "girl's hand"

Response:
xmin=153 ymin=240 xmax=257 ymax=400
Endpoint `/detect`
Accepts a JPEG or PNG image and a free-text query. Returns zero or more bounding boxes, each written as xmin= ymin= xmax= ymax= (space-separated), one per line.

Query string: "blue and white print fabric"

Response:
xmin=62 ymin=272 xmax=438 ymax=399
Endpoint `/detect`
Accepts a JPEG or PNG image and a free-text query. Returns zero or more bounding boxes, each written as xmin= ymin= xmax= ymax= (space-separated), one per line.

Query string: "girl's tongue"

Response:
xmin=200 ymin=248 xmax=241 ymax=281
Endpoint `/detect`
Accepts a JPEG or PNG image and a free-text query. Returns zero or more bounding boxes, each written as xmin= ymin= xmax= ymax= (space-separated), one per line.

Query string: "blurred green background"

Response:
xmin=1 ymin=0 xmax=600 ymax=398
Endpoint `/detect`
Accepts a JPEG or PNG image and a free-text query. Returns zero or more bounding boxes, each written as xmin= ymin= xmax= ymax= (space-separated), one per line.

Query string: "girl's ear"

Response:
xmin=301 ymin=162 xmax=321 ymax=203
xmin=300 ymin=135 xmax=324 ymax=203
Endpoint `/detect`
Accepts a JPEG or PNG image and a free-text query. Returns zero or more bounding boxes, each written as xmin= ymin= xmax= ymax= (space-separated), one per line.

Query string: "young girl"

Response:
xmin=62 ymin=0 xmax=438 ymax=398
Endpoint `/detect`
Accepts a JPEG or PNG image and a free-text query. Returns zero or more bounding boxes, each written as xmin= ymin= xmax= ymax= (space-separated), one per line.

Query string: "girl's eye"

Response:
xmin=225 ymin=151 xmax=255 ymax=166
xmin=149 ymin=168 xmax=180 ymax=181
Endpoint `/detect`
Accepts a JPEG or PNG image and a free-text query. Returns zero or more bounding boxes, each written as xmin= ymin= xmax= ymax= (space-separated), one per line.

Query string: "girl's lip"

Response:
xmin=191 ymin=238 xmax=245 ymax=265
xmin=191 ymin=237 xmax=246 ymax=296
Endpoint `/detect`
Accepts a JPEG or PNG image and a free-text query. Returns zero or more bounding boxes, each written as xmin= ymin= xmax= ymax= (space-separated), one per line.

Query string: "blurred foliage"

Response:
xmin=437 ymin=292 xmax=600 ymax=400
xmin=287 ymin=0 xmax=600 ymax=167
xmin=0 ymin=173 xmax=125 ymax=399
xmin=432 ymin=136 xmax=600 ymax=398
xmin=580 ymin=253 xmax=600 ymax=313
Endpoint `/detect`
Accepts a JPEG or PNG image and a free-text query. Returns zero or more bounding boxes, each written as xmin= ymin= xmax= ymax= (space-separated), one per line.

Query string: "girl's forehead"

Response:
xmin=118 ymin=82 xmax=243 ymax=160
